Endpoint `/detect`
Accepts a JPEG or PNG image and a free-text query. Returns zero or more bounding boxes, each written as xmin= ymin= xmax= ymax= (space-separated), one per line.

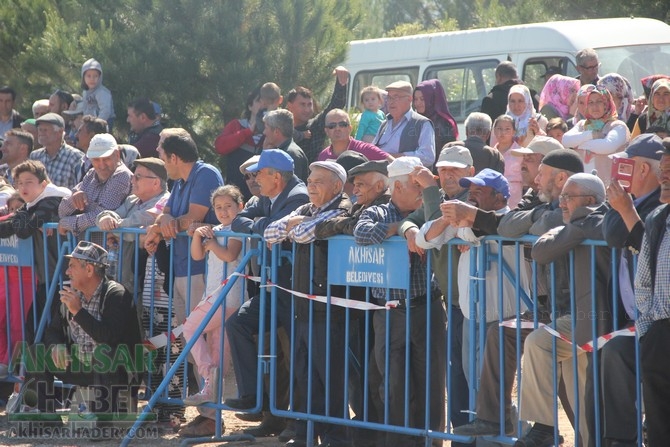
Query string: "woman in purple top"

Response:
xmin=413 ymin=79 xmax=459 ymax=165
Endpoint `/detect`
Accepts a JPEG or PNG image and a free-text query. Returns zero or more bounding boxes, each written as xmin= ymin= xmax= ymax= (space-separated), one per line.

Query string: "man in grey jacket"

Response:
xmin=516 ymin=173 xmax=612 ymax=447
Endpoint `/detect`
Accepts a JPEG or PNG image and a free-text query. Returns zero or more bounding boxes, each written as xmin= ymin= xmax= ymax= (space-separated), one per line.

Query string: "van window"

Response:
xmin=522 ymin=57 xmax=572 ymax=99
xmin=597 ymin=44 xmax=670 ymax=97
xmin=350 ymin=68 xmax=419 ymax=111
xmin=424 ymin=60 xmax=498 ymax=122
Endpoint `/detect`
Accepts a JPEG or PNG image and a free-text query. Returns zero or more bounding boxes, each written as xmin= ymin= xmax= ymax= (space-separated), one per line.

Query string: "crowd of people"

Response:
xmin=0 ymin=47 xmax=669 ymax=447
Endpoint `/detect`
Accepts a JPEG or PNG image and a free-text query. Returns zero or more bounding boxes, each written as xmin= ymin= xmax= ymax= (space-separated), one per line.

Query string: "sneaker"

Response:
xmin=514 ymin=425 xmax=564 ymax=447
xmin=183 ymin=366 xmax=219 ymax=406
xmin=453 ymin=418 xmax=513 ymax=436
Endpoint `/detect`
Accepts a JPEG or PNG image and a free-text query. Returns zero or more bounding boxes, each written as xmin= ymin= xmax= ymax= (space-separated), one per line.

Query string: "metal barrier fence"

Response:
xmin=0 ymin=226 xmax=645 ymax=447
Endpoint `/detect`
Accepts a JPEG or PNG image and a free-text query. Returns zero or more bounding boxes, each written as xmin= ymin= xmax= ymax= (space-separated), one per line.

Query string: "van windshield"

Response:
xmin=597 ymin=44 xmax=670 ymax=96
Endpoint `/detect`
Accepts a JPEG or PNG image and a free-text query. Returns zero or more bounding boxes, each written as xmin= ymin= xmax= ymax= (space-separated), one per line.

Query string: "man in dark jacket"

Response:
xmin=265 ymin=160 xmax=352 ymax=447
xmin=21 ymin=241 xmax=141 ymax=429
xmin=601 ymin=134 xmax=662 ymax=446
xmin=480 ymin=62 xmax=538 ymax=123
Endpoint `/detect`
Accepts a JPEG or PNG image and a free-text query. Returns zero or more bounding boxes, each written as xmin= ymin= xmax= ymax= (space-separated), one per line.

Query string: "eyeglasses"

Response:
xmin=244 ymin=172 xmax=258 ymax=180
xmin=325 ymin=121 xmax=350 ymax=129
xmin=133 ymin=173 xmax=159 ymax=180
xmin=579 ymin=63 xmax=600 ymax=71
xmin=558 ymin=193 xmax=593 ymax=203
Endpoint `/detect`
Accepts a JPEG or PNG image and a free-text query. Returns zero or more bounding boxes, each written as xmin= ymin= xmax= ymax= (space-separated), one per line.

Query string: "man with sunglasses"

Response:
xmin=317 ymin=108 xmax=393 ymax=163
xmin=372 ymin=81 xmax=435 ymax=168
xmin=575 ymin=48 xmax=600 ymax=86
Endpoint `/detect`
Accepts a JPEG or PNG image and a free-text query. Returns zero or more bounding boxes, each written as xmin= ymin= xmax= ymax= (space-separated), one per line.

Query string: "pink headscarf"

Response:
xmin=584 ymin=88 xmax=618 ymax=131
xmin=538 ymin=75 xmax=580 ymax=120
xmin=574 ymin=84 xmax=596 ymax=122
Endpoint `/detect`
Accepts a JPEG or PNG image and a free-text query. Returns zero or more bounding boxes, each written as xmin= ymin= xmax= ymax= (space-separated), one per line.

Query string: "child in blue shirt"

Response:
xmin=355 ymin=86 xmax=386 ymax=142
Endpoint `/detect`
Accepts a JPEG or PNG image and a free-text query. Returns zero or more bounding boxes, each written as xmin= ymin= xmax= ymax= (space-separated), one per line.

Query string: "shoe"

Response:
xmin=514 ymin=425 xmax=564 ymax=447
xmin=224 ymin=394 xmax=256 ymax=410
xmin=243 ymin=413 xmax=286 ymax=437
xmin=453 ymin=418 xmax=513 ymax=436
xmin=285 ymin=440 xmax=307 ymax=447
xmin=183 ymin=366 xmax=219 ymax=406
xmin=179 ymin=415 xmax=208 ymax=430
xmin=235 ymin=412 xmax=264 ymax=422
xmin=178 ymin=416 xmax=224 ymax=438
xmin=279 ymin=426 xmax=297 ymax=442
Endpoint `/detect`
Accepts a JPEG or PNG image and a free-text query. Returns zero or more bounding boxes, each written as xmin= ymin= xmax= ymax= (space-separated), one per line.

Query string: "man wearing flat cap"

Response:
xmin=96 ymin=157 xmax=170 ymax=292
xmin=58 ymin=133 xmax=132 ymax=240
xmin=372 ymin=81 xmax=435 ymax=168
xmin=29 ymin=112 xmax=84 ymax=189
xmin=21 ymin=241 xmax=142 ymax=431
xmin=265 ymin=160 xmax=352 ymax=446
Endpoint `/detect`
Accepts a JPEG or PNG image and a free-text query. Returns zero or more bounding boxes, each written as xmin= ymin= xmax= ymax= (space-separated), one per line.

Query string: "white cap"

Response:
xmin=387 ymin=157 xmax=423 ymax=177
xmin=435 ymin=145 xmax=473 ymax=168
xmin=309 ymin=160 xmax=347 ymax=184
xmin=87 ymin=133 xmax=118 ymax=159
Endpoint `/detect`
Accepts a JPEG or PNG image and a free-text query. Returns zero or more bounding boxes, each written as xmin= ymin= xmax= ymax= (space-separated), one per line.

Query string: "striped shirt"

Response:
xmin=29 ymin=143 xmax=84 ymax=190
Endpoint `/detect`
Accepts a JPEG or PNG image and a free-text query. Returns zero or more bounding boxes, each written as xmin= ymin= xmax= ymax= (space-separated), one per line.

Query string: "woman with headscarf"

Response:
xmin=538 ymin=74 xmax=581 ymax=121
xmin=563 ymin=87 xmax=630 ymax=183
xmin=413 ymin=79 xmax=458 ymax=165
xmin=491 ymin=84 xmax=547 ymax=147
xmin=598 ymin=73 xmax=635 ymax=124
xmin=567 ymin=84 xmax=596 ymax=129
xmin=631 ymin=78 xmax=670 ymax=138
xmin=624 ymin=74 xmax=670 ymax=131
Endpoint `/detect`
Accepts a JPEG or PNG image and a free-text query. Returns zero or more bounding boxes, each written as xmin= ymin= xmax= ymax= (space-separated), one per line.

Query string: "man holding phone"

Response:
xmin=601 ymin=133 xmax=663 ymax=445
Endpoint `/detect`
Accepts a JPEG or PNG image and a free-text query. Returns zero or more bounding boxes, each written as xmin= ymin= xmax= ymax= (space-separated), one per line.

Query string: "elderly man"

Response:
xmin=287 ymin=66 xmax=349 ymax=163
xmin=354 ymin=157 xmax=445 ymax=447
xmin=225 ymin=150 xmax=308 ymax=440
xmin=517 ymin=173 xmax=611 ymax=447
xmin=635 ymin=137 xmax=670 ymax=445
xmin=317 ymin=108 xmax=392 ymax=162
xmin=97 ymin=157 xmax=170 ymax=292
xmin=446 ymin=112 xmax=504 ymax=174
xmin=396 ymin=146 xmax=472 ymax=443
xmin=32 ymin=99 xmax=50 ymax=119
xmin=575 ymin=48 xmax=600 ymax=86
xmin=510 ymin=136 xmax=564 ymax=208
xmin=0 ymin=130 xmax=33 ymax=184
xmin=602 ymin=134 xmax=662 ymax=446
xmin=58 ymin=133 xmax=132 ymax=242
xmin=29 ymin=113 xmax=84 ymax=189
xmin=0 ymin=86 xmax=25 ymax=135
xmin=372 ymin=81 xmax=435 ymax=168
xmin=265 ymin=160 xmax=352 ymax=447
xmin=262 ymin=109 xmax=309 ymax=181
xmin=21 ymin=241 xmax=141 ymax=432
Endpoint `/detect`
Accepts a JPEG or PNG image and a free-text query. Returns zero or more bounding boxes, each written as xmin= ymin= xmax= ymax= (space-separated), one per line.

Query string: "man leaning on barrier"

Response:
xmin=600 ymin=133 xmax=662 ymax=446
xmin=19 ymin=241 xmax=142 ymax=437
xmin=265 ymin=160 xmax=352 ymax=447
xmin=517 ymin=173 xmax=612 ymax=447
xmin=354 ymin=156 xmax=446 ymax=447
xmin=634 ymin=136 xmax=670 ymax=445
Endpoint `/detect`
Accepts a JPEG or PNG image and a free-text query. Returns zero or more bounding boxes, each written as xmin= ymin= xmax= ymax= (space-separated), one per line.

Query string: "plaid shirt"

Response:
xmin=29 ymin=143 xmax=84 ymax=190
xmin=58 ymin=163 xmax=133 ymax=234
xmin=635 ymin=212 xmax=670 ymax=336
xmin=354 ymin=200 xmax=430 ymax=301
xmin=69 ymin=280 xmax=104 ymax=365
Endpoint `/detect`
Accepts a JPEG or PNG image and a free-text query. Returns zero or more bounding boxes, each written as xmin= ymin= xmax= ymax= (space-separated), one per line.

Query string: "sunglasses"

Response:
xmin=325 ymin=121 xmax=350 ymax=129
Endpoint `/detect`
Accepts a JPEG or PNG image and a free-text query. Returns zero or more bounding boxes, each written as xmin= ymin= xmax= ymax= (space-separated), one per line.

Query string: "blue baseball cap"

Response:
xmin=459 ymin=168 xmax=510 ymax=199
xmin=609 ymin=133 xmax=664 ymax=161
xmin=246 ymin=149 xmax=294 ymax=173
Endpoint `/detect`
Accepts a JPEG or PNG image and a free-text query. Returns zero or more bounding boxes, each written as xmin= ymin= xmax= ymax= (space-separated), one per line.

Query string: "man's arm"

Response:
xmin=289 ymin=208 xmax=348 ymax=244
xmin=531 ymin=221 xmax=585 ymax=264
xmin=354 ymin=207 xmax=393 ymax=245
xmin=264 ymin=210 xmax=300 ymax=244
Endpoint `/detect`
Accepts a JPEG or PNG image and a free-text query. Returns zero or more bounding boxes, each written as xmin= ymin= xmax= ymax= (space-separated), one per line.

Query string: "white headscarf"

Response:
xmin=506 ymin=84 xmax=536 ymax=140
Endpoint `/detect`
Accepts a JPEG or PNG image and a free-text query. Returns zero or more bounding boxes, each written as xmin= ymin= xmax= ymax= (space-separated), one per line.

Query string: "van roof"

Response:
xmin=346 ymin=17 xmax=670 ymax=64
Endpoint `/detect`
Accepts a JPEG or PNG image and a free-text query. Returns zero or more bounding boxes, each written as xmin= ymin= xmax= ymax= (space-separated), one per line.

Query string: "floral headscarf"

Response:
xmin=415 ymin=79 xmax=459 ymax=140
xmin=538 ymin=74 xmax=580 ymax=120
xmin=506 ymin=84 xmax=535 ymax=140
xmin=574 ymin=84 xmax=596 ymax=122
xmin=597 ymin=73 xmax=634 ymax=122
xmin=584 ymin=88 xmax=618 ymax=131
xmin=641 ymin=74 xmax=670 ymax=99
xmin=646 ymin=78 xmax=670 ymax=133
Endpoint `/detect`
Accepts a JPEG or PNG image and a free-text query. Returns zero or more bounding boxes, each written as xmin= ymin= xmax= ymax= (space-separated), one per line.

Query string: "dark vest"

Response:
xmin=375 ymin=111 xmax=432 ymax=153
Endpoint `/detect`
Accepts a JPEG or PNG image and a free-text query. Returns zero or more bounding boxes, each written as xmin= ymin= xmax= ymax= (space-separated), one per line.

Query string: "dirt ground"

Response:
xmin=0 ymin=369 xmax=575 ymax=447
